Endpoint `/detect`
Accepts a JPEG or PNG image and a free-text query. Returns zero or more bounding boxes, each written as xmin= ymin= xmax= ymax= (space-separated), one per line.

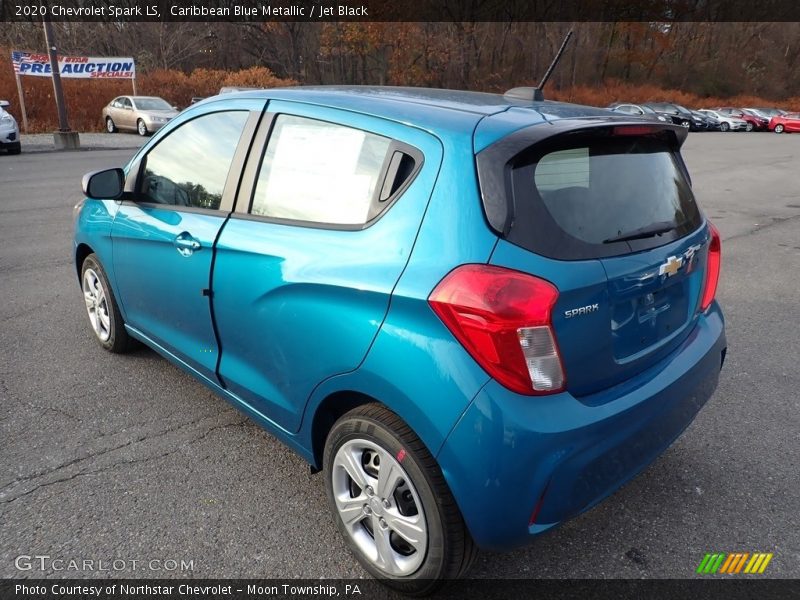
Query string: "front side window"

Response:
xmin=139 ymin=111 xmax=248 ymax=210
xmin=251 ymin=115 xmax=392 ymax=226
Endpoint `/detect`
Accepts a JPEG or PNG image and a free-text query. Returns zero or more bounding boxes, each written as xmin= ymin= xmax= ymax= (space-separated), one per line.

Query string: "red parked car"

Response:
xmin=714 ymin=107 xmax=769 ymax=131
xmin=769 ymin=113 xmax=800 ymax=133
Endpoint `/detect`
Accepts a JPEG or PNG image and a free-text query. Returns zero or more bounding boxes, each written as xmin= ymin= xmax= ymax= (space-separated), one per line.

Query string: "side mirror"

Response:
xmin=172 ymin=105 xmax=178 ymax=111
xmin=82 ymin=168 xmax=125 ymax=199
xmin=0 ymin=100 xmax=9 ymax=108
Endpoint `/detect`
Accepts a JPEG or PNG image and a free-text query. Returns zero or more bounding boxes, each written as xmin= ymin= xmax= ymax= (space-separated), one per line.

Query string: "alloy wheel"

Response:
xmin=331 ymin=439 xmax=428 ymax=576
xmin=83 ymin=268 xmax=111 ymax=342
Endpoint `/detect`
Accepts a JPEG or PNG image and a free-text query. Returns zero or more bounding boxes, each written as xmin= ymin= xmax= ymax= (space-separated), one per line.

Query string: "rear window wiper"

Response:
xmin=603 ymin=221 xmax=676 ymax=244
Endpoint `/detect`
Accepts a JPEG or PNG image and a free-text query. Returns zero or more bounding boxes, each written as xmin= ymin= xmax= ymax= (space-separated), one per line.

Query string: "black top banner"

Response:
xmin=2 ymin=0 xmax=800 ymax=22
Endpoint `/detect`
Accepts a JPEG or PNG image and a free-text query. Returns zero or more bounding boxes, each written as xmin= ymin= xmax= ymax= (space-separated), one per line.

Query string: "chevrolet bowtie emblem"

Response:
xmin=659 ymin=255 xmax=683 ymax=277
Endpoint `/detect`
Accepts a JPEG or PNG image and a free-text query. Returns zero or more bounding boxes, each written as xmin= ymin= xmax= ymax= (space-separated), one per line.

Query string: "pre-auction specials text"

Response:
xmin=13 ymin=3 xmax=369 ymax=18
xmin=16 ymin=583 xmax=362 ymax=597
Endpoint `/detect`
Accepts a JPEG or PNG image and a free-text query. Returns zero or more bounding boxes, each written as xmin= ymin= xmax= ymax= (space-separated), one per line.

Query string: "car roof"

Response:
xmin=221 ymin=85 xmax=617 ymax=149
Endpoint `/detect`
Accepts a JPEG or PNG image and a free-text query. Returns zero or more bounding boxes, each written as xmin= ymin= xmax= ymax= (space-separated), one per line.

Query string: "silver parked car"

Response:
xmin=606 ymin=102 xmax=669 ymax=122
xmin=102 ymin=96 xmax=179 ymax=136
xmin=0 ymin=100 xmax=21 ymax=155
xmin=697 ymin=109 xmax=748 ymax=132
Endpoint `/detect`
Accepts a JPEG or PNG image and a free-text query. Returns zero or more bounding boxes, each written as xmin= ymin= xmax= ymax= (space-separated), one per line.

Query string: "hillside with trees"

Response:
xmin=2 ymin=22 xmax=798 ymax=131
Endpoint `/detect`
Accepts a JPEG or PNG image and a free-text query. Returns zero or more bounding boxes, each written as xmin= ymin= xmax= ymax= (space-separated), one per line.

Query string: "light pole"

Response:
xmin=42 ymin=19 xmax=70 ymax=131
xmin=42 ymin=18 xmax=79 ymax=148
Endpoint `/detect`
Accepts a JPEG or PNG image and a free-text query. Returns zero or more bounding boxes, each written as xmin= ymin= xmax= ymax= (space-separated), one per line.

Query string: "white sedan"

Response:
xmin=698 ymin=109 xmax=748 ymax=132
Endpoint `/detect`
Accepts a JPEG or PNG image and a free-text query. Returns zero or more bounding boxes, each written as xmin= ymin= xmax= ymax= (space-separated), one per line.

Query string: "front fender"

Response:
xmin=73 ymin=199 xmax=124 ymax=315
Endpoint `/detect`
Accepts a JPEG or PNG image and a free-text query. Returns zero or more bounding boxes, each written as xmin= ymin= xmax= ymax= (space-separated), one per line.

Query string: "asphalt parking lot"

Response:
xmin=0 ymin=131 xmax=798 ymax=581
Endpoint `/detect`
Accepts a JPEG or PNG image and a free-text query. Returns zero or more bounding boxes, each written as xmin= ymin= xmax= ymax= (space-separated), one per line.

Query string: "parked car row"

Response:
xmin=607 ymin=101 xmax=800 ymax=133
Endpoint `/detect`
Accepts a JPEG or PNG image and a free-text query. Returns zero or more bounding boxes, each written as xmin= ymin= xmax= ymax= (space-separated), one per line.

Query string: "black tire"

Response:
xmin=7 ymin=142 xmax=21 ymax=155
xmin=774 ymin=124 xmax=785 ymax=134
xmin=323 ymin=404 xmax=477 ymax=595
xmin=720 ymin=122 xmax=730 ymax=132
xmin=745 ymin=122 xmax=754 ymax=132
xmin=137 ymin=119 xmax=148 ymax=136
xmin=106 ymin=117 xmax=117 ymax=133
xmin=681 ymin=119 xmax=691 ymax=129
xmin=80 ymin=254 xmax=136 ymax=353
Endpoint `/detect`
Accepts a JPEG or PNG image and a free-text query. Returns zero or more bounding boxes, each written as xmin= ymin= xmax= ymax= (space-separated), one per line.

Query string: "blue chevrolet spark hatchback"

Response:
xmin=74 ymin=87 xmax=725 ymax=593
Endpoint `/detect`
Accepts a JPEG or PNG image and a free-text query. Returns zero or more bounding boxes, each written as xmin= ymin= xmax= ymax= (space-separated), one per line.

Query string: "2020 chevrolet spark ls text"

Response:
xmin=74 ymin=87 xmax=726 ymax=594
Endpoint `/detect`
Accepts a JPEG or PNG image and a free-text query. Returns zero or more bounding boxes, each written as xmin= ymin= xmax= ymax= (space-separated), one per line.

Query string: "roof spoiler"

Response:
xmin=504 ymin=29 xmax=573 ymax=103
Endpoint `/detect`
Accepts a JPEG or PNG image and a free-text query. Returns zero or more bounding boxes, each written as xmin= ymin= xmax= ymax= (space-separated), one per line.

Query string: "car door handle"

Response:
xmin=174 ymin=232 xmax=201 ymax=257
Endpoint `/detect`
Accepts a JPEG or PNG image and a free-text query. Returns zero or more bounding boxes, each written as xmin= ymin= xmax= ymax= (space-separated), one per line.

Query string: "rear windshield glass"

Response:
xmin=506 ymin=136 xmax=702 ymax=259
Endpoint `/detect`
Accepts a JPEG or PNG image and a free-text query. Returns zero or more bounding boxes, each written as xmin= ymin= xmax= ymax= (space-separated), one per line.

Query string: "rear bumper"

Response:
xmin=437 ymin=304 xmax=726 ymax=550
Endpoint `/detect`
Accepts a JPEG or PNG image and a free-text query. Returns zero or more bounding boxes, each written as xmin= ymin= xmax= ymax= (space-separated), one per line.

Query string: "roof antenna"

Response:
xmin=505 ymin=29 xmax=574 ymax=102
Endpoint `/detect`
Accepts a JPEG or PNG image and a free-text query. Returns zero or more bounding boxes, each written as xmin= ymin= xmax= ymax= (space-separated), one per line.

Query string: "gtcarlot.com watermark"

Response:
xmin=14 ymin=555 xmax=194 ymax=573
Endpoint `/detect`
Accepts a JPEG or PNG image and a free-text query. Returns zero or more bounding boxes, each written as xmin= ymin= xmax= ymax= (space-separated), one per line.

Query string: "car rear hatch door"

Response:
xmin=591 ymin=227 xmax=708 ymax=395
xmin=478 ymin=119 xmax=711 ymax=397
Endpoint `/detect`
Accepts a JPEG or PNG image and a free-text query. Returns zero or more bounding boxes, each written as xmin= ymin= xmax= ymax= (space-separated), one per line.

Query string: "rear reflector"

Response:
xmin=428 ymin=264 xmax=566 ymax=395
xmin=700 ymin=222 xmax=722 ymax=311
xmin=529 ymin=483 xmax=550 ymax=526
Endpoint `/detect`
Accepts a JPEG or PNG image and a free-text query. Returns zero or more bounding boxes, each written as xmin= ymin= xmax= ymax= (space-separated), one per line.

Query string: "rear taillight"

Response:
xmin=428 ymin=265 xmax=566 ymax=395
xmin=700 ymin=222 xmax=722 ymax=311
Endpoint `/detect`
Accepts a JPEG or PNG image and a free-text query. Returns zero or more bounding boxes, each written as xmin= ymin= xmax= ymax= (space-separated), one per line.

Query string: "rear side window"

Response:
xmin=506 ymin=135 xmax=702 ymax=259
xmin=251 ymin=115 xmax=399 ymax=226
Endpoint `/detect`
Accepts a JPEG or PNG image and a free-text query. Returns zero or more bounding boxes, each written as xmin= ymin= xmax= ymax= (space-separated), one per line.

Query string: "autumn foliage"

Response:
xmin=2 ymin=28 xmax=799 ymax=134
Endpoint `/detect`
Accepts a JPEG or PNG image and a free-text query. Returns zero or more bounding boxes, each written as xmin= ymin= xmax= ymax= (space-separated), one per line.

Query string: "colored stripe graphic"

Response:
xmin=719 ymin=553 xmax=736 ymax=573
xmin=699 ymin=553 xmax=727 ymax=574
xmin=744 ymin=554 xmax=760 ymax=573
xmin=721 ymin=553 xmax=749 ymax=574
xmin=696 ymin=553 xmax=713 ymax=574
xmin=711 ymin=553 xmax=726 ymax=573
xmin=734 ymin=553 xmax=749 ymax=573
xmin=700 ymin=552 xmax=774 ymax=574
